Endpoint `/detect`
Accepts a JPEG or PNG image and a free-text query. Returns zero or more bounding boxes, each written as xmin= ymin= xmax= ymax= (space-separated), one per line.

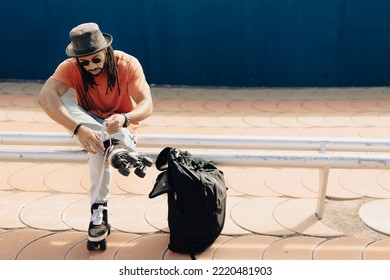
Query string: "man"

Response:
xmin=38 ymin=22 xmax=153 ymax=250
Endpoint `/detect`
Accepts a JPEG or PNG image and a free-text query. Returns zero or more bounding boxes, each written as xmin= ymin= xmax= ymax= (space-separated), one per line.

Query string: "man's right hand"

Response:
xmin=76 ymin=125 xmax=105 ymax=154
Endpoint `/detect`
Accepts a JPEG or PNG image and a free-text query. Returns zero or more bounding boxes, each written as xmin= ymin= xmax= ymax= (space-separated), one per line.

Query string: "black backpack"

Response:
xmin=149 ymin=147 xmax=228 ymax=259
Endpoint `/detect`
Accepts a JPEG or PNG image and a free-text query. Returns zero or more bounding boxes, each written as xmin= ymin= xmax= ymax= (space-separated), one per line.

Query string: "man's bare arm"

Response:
xmin=37 ymin=78 xmax=104 ymax=153
xmin=37 ymin=78 xmax=79 ymax=132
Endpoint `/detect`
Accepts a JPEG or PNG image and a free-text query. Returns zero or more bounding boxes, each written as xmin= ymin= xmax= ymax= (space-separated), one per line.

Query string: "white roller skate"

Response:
xmin=87 ymin=202 xmax=110 ymax=251
xmin=105 ymin=139 xmax=153 ymax=177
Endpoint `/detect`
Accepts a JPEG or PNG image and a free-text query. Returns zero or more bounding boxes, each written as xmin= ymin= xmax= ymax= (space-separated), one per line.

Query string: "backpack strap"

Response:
xmin=189 ymin=248 xmax=196 ymax=260
xmin=155 ymin=147 xmax=174 ymax=171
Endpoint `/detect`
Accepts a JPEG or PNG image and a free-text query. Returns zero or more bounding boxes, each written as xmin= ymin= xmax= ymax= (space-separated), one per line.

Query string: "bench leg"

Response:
xmin=315 ymin=167 xmax=329 ymax=220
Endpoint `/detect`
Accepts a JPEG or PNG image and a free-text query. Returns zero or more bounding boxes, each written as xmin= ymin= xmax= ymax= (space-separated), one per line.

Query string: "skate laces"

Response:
xmin=90 ymin=121 xmax=114 ymax=205
xmin=90 ymin=205 xmax=106 ymax=225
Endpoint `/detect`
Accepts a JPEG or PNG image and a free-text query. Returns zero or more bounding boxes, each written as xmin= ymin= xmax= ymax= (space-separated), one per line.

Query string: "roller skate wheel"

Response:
xmin=135 ymin=168 xmax=146 ymax=178
xmin=99 ymin=239 xmax=107 ymax=250
xmin=87 ymin=240 xmax=98 ymax=251
xmin=119 ymin=165 xmax=130 ymax=176
xmin=142 ymin=156 xmax=153 ymax=167
xmin=87 ymin=239 xmax=107 ymax=251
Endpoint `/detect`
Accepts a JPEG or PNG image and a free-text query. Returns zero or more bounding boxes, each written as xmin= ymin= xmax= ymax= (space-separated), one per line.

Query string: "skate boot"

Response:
xmin=104 ymin=139 xmax=153 ymax=178
xmin=87 ymin=202 xmax=110 ymax=251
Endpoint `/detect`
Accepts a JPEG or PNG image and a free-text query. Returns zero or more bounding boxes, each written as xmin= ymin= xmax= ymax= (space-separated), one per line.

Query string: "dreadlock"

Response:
xmin=76 ymin=46 xmax=121 ymax=111
xmin=105 ymin=46 xmax=120 ymax=96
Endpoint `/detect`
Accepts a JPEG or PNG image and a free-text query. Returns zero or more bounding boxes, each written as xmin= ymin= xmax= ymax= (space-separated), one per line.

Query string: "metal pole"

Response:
xmin=2 ymin=148 xmax=390 ymax=169
xmin=0 ymin=132 xmax=77 ymax=146
xmin=3 ymin=132 xmax=390 ymax=152
xmin=315 ymin=167 xmax=330 ymax=220
xmin=0 ymin=149 xmax=88 ymax=162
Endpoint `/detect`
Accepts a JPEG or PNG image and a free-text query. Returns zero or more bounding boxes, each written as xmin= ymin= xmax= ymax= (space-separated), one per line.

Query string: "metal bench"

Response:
xmin=2 ymin=131 xmax=390 ymax=219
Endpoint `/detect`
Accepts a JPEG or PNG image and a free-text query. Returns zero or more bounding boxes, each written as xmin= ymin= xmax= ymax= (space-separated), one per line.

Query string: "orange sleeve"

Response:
xmin=126 ymin=57 xmax=149 ymax=96
xmin=50 ymin=59 xmax=81 ymax=89
xmin=115 ymin=51 xmax=149 ymax=97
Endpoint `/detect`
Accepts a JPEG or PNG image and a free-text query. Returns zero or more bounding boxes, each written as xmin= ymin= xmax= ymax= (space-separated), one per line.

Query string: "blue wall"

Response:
xmin=1 ymin=0 xmax=390 ymax=87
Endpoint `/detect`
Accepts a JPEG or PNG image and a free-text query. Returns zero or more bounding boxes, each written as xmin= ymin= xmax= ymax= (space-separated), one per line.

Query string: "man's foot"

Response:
xmin=87 ymin=202 xmax=110 ymax=251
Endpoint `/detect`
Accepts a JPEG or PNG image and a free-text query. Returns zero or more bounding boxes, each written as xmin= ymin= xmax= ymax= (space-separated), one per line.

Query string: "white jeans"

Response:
xmin=61 ymin=95 xmax=136 ymax=203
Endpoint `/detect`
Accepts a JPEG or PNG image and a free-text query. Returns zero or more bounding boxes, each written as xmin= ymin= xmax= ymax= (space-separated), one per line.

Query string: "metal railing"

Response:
xmin=2 ymin=131 xmax=390 ymax=152
xmin=2 ymin=131 xmax=390 ymax=219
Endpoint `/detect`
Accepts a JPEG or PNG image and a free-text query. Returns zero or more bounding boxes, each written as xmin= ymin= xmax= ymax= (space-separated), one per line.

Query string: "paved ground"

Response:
xmin=2 ymin=81 xmax=390 ymax=260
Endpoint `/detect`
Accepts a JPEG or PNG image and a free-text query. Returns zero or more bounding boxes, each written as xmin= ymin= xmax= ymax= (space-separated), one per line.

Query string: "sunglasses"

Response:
xmin=78 ymin=57 xmax=102 ymax=67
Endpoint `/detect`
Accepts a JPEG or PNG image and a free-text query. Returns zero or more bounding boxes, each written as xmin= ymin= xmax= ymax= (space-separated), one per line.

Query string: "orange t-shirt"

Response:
xmin=51 ymin=50 xmax=149 ymax=130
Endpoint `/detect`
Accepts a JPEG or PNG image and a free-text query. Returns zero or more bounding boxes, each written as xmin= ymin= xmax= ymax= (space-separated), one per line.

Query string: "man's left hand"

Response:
xmin=105 ymin=114 xmax=126 ymax=134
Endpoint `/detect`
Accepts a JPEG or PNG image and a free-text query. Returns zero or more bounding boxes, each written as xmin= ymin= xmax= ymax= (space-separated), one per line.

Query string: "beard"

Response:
xmin=89 ymin=68 xmax=104 ymax=76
